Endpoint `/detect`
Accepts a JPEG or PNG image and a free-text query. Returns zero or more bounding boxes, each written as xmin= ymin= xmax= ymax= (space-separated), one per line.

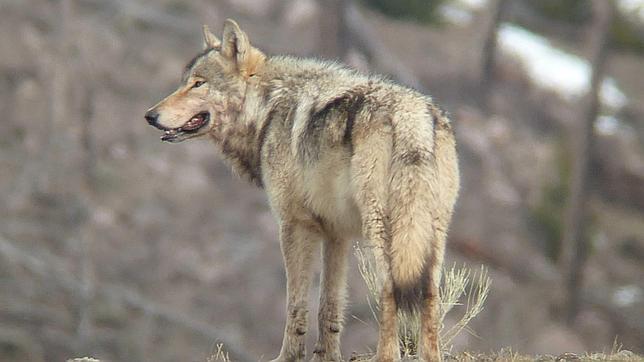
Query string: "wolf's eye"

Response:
xmin=193 ymin=80 xmax=206 ymax=88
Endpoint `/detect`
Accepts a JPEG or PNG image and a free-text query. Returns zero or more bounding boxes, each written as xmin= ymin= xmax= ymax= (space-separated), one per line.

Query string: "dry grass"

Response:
xmin=439 ymin=348 xmax=644 ymax=361
xmin=68 ymin=252 xmax=640 ymax=362
xmin=70 ymin=349 xmax=644 ymax=362
xmin=440 ymin=265 xmax=491 ymax=350
xmin=348 ymin=349 xmax=643 ymax=361
xmin=347 ymin=330 xmax=643 ymax=361
xmin=354 ymin=244 xmax=492 ymax=358
xmin=207 ymin=343 xmax=232 ymax=362
xmin=68 ymin=254 xmax=643 ymax=362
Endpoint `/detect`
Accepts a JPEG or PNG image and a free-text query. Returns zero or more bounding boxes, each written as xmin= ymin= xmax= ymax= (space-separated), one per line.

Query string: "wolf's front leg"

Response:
xmin=271 ymin=220 xmax=321 ymax=362
xmin=311 ymin=236 xmax=350 ymax=361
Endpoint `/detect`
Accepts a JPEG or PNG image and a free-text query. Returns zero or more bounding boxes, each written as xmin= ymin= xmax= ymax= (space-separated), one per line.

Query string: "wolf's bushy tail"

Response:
xmin=387 ymin=108 xmax=450 ymax=313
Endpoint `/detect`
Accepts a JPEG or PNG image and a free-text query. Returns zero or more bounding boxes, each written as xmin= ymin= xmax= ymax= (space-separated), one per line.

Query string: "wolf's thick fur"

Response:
xmin=146 ymin=20 xmax=459 ymax=362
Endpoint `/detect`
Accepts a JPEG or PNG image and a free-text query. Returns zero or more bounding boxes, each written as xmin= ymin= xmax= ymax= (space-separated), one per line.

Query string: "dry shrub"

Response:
xmin=354 ymin=244 xmax=491 ymax=357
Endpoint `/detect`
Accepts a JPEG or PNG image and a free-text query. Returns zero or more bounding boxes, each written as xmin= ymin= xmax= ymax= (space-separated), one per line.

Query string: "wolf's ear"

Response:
xmin=221 ymin=19 xmax=265 ymax=77
xmin=221 ymin=19 xmax=247 ymax=60
xmin=202 ymin=24 xmax=221 ymax=50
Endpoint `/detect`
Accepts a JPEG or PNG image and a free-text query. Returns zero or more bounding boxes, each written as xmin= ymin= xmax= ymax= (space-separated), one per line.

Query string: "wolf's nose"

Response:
xmin=145 ymin=110 xmax=159 ymax=126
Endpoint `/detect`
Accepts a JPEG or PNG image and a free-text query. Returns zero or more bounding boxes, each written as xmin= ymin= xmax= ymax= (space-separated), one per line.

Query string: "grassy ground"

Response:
xmin=69 ymin=341 xmax=644 ymax=361
xmin=345 ymin=350 xmax=643 ymax=361
xmin=71 ymin=350 xmax=643 ymax=361
xmin=66 ymin=254 xmax=643 ymax=362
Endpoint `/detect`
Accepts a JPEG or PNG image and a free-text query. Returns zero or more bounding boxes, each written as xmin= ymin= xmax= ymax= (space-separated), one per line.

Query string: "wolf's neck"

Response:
xmin=216 ymin=123 xmax=264 ymax=187
xmin=213 ymin=82 xmax=272 ymax=188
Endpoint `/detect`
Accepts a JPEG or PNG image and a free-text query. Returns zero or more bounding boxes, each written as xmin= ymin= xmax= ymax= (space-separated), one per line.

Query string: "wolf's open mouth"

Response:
xmin=161 ymin=112 xmax=210 ymax=142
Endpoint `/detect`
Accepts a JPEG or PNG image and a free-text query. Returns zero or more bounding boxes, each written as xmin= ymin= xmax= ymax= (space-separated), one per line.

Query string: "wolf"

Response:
xmin=145 ymin=19 xmax=459 ymax=362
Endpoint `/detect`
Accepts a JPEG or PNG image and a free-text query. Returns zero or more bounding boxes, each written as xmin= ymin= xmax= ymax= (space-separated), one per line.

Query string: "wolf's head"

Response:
xmin=145 ymin=19 xmax=265 ymax=143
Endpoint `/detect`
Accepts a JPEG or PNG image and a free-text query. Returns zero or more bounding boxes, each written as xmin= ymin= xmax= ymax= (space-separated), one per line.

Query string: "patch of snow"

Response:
xmin=595 ymin=115 xmax=621 ymax=136
xmin=441 ymin=0 xmax=488 ymax=25
xmin=601 ymin=78 xmax=628 ymax=109
xmin=440 ymin=5 xmax=473 ymax=25
xmin=498 ymin=23 xmax=628 ymax=110
xmin=619 ymin=0 xmax=644 ymax=22
xmin=613 ymin=285 xmax=643 ymax=307
xmin=459 ymin=0 xmax=488 ymax=10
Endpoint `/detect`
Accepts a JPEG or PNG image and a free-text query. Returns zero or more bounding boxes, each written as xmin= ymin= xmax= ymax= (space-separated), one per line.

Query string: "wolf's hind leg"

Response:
xmin=418 ymin=223 xmax=448 ymax=362
xmin=272 ymin=219 xmax=322 ymax=362
xmin=311 ymin=235 xmax=350 ymax=362
xmin=351 ymin=125 xmax=400 ymax=362
xmin=418 ymin=118 xmax=457 ymax=362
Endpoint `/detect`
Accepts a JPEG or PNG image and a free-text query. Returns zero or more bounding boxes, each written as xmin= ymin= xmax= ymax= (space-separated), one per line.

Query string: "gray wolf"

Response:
xmin=145 ymin=19 xmax=459 ymax=362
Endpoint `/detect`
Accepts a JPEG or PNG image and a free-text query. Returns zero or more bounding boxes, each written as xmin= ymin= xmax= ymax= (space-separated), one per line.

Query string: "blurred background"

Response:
xmin=1 ymin=0 xmax=643 ymax=361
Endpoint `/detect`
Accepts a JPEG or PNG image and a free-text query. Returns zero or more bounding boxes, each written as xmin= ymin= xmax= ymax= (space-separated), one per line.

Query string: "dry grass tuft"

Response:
xmin=207 ymin=343 xmax=232 ymax=362
xmin=354 ymin=244 xmax=492 ymax=358
xmin=440 ymin=264 xmax=491 ymax=350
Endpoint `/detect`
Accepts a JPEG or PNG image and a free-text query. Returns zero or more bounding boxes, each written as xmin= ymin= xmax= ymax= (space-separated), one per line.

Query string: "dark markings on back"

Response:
xmin=427 ymin=102 xmax=453 ymax=154
xmin=430 ymin=103 xmax=452 ymax=133
xmin=343 ymin=93 xmax=365 ymax=152
xmin=299 ymin=89 xmax=366 ymax=161
xmin=400 ymin=149 xmax=428 ymax=166
xmin=284 ymin=103 xmax=297 ymax=131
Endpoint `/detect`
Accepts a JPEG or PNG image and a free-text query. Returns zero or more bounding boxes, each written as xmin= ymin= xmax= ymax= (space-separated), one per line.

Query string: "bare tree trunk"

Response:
xmin=75 ymin=83 xmax=97 ymax=352
xmin=80 ymin=86 xmax=97 ymax=190
xmin=74 ymin=231 xmax=93 ymax=352
xmin=479 ymin=0 xmax=508 ymax=110
xmin=43 ymin=0 xmax=72 ymax=193
xmin=318 ymin=0 xmax=349 ymax=59
xmin=559 ymin=0 xmax=614 ymax=325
